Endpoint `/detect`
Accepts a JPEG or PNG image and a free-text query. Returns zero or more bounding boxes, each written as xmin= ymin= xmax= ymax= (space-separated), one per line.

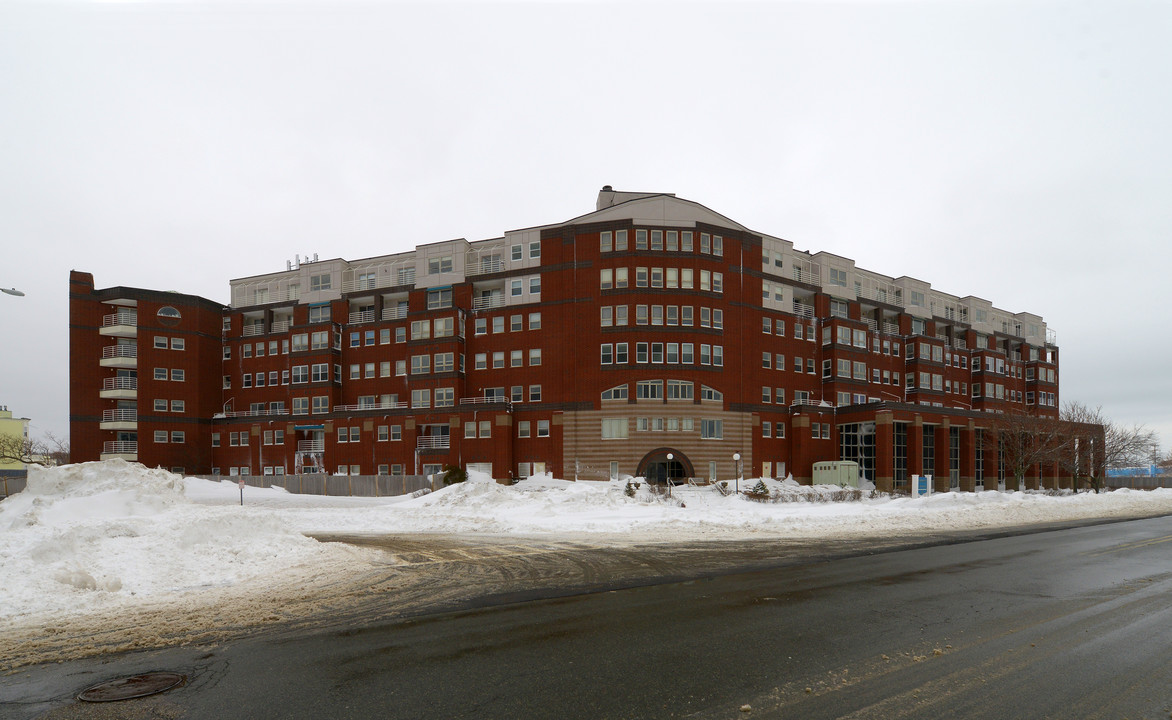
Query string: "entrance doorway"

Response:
xmin=636 ymin=448 xmax=694 ymax=484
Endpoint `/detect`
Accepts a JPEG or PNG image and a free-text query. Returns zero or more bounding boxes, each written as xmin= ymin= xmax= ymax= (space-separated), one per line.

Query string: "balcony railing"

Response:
xmin=416 ymin=436 xmax=451 ymax=450
xmin=333 ymin=401 xmax=409 ymax=412
xmin=472 ymin=295 xmax=505 ymax=310
xmin=467 ymin=258 xmax=504 ymax=276
xmin=102 ymin=312 xmax=137 ymax=327
xmin=102 ymin=377 xmax=138 ymax=391
xmin=792 ymin=302 xmax=814 ymax=319
xmin=297 ymin=440 xmax=324 ymax=453
xmin=102 ymin=441 xmax=137 ymax=454
xmin=242 ymin=324 xmax=265 ymax=337
xmin=382 ymin=306 xmax=408 ymax=321
xmin=459 ymin=396 xmax=510 ymax=407
xmin=270 ymin=319 xmax=290 ymax=333
xmin=102 ymin=409 xmax=138 ymax=423
xmin=218 ymin=409 xmax=290 ymax=418
xmin=101 ymin=345 xmax=138 ymax=360
xmin=883 ymin=321 xmax=900 ymax=335
xmin=348 ymin=310 xmax=376 ymax=325
xmin=793 ymin=268 xmax=819 ymax=285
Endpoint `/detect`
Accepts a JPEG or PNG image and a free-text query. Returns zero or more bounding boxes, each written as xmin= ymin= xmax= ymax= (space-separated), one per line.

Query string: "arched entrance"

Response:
xmin=636 ymin=448 xmax=694 ymax=484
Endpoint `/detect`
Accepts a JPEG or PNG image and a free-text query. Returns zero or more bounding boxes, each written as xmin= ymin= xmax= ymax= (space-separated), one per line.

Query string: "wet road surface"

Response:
xmin=4 ymin=516 xmax=1172 ymax=719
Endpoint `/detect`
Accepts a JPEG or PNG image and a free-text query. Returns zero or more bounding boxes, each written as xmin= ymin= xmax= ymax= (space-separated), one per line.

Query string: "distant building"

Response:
xmin=70 ymin=187 xmax=1087 ymax=492
xmin=0 ymin=405 xmax=31 ymax=477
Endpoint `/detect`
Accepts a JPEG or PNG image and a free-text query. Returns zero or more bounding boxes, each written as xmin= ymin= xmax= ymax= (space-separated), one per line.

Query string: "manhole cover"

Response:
xmin=77 ymin=671 xmax=185 ymax=702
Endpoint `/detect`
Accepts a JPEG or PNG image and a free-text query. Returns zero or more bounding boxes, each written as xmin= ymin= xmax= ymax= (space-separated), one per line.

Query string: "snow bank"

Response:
xmin=4 ymin=460 xmax=1172 ymax=633
xmin=0 ymin=461 xmax=363 ymax=623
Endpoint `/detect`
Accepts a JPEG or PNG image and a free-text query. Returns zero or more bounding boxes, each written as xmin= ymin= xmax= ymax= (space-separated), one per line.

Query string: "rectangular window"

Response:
xmin=601 ymin=418 xmax=629 ymax=439
xmin=171 ymin=337 xmax=185 ymax=350
xmin=518 ymin=421 xmax=531 ymax=438
xmin=600 ymin=231 xmax=612 ymax=252
xmin=171 ymin=431 xmax=185 ymax=444
xmin=701 ymin=419 xmax=723 ymax=439
xmin=529 ymin=348 xmax=542 ymax=366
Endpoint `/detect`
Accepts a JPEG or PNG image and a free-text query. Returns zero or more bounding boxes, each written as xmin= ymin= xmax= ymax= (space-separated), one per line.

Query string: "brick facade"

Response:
xmin=69 ymin=188 xmax=1093 ymax=489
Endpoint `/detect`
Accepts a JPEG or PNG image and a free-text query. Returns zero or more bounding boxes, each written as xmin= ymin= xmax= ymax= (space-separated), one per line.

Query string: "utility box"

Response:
xmin=813 ymin=461 xmax=860 ymax=488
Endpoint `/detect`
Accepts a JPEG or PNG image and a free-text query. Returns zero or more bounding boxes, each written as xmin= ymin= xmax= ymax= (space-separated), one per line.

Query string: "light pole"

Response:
xmin=1 ymin=287 xmax=24 ymax=297
xmin=733 ymin=452 xmax=741 ymax=494
xmin=666 ymin=452 xmax=674 ymax=497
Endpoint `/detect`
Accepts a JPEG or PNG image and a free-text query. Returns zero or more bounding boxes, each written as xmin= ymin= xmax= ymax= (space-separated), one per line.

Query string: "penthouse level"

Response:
xmin=71 ymin=187 xmax=1075 ymax=492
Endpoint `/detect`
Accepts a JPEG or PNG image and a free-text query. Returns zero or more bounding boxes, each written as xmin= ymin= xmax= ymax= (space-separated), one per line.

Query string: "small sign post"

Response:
xmin=239 ymin=475 xmax=245 ymax=506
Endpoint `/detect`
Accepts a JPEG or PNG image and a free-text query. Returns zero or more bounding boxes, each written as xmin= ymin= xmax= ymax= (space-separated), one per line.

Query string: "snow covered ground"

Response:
xmin=3 ymin=459 xmax=1172 ymax=655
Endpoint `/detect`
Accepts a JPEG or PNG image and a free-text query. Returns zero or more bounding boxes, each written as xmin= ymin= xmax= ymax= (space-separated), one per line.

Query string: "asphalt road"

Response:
xmin=5 ymin=516 xmax=1172 ymax=719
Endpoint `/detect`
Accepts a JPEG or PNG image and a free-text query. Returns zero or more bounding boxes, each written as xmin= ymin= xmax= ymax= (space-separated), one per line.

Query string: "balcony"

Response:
xmin=382 ymin=306 xmax=408 ymax=321
xmin=99 ymin=376 xmax=137 ymax=400
xmin=333 ymin=400 xmax=409 ymax=412
xmin=100 ymin=408 xmax=138 ymax=430
xmin=99 ymin=312 xmax=138 ymax=338
xmin=792 ymin=302 xmax=814 ymax=319
xmin=467 ymin=258 xmax=504 ymax=276
xmin=101 ymin=440 xmax=137 ymax=461
xmin=472 ymin=295 xmax=505 ymax=310
xmin=242 ymin=324 xmax=265 ymax=337
xmin=348 ymin=309 xmax=376 ymax=325
xmin=100 ymin=344 xmax=138 ymax=368
xmin=459 ymin=396 xmax=511 ymax=408
xmin=217 ymin=409 xmax=290 ymax=419
xmin=416 ymin=435 xmax=450 ymax=451
xmin=271 ymin=319 xmax=290 ymax=334
xmin=297 ymin=440 xmax=324 ymax=453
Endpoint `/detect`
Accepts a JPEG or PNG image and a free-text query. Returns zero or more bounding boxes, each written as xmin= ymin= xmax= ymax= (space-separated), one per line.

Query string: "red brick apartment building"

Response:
xmin=70 ymin=187 xmax=1086 ymax=492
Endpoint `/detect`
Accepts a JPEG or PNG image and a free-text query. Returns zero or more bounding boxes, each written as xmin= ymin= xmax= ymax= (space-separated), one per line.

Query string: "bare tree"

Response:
xmin=41 ymin=431 xmax=70 ymax=466
xmin=0 ymin=435 xmax=50 ymax=467
xmin=0 ymin=431 xmax=69 ymax=468
xmin=1061 ymin=401 xmax=1158 ymax=492
xmin=980 ymin=411 xmax=1075 ymax=490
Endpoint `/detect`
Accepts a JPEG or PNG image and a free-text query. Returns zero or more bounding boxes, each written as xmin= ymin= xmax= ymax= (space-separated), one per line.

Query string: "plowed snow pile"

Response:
xmin=0 ymin=460 xmax=368 ymax=624
xmin=3 ymin=460 xmax=1172 ymax=634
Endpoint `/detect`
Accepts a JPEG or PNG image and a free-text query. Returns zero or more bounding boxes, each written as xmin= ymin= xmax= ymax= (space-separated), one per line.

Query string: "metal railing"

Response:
xmin=792 ymin=302 xmax=814 ymax=318
xmin=792 ymin=268 xmax=819 ymax=285
xmin=102 ymin=409 xmax=137 ymax=422
xmin=102 ymin=441 xmax=137 ymax=454
xmin=218 ymin=409 xmax=290 ymax=418
xmin=416 ymin=436 xmax=451 ymax=450
xmin=348 ymin=309 xmax=375 ymax=325
xmin=333 ymin=400 xmax=409 ymax=412
xmin=883 ymin=321 xmax=900 ymax=334
xmin=460 ymin=396 xmax=511 ymax=407
xmin=297 ymin=440 xmax=325 ymax=452
xmin=102 ymin=312 xmax=137 ymax=327
xmin=242 ymin=324 xmax=265 ymax=337
xmin=102 ymin=377 xmax=137 ymax=391
xmin=382 ymin=306 xmax=408 ymax=321
xmin=270 ymin=319 xmax=290 ymax=333
xmin=101 ymin=345 xmax=137 ymax=359
xmin=467 ymin=258 xmax=504 ymax=275
xmin=472 ymin=295 xmax=505 ymax=310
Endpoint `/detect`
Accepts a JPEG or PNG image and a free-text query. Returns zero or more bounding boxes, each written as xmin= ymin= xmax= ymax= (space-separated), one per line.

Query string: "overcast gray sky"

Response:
xmin=2 ymin=1 xmax=1169 ymax=455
